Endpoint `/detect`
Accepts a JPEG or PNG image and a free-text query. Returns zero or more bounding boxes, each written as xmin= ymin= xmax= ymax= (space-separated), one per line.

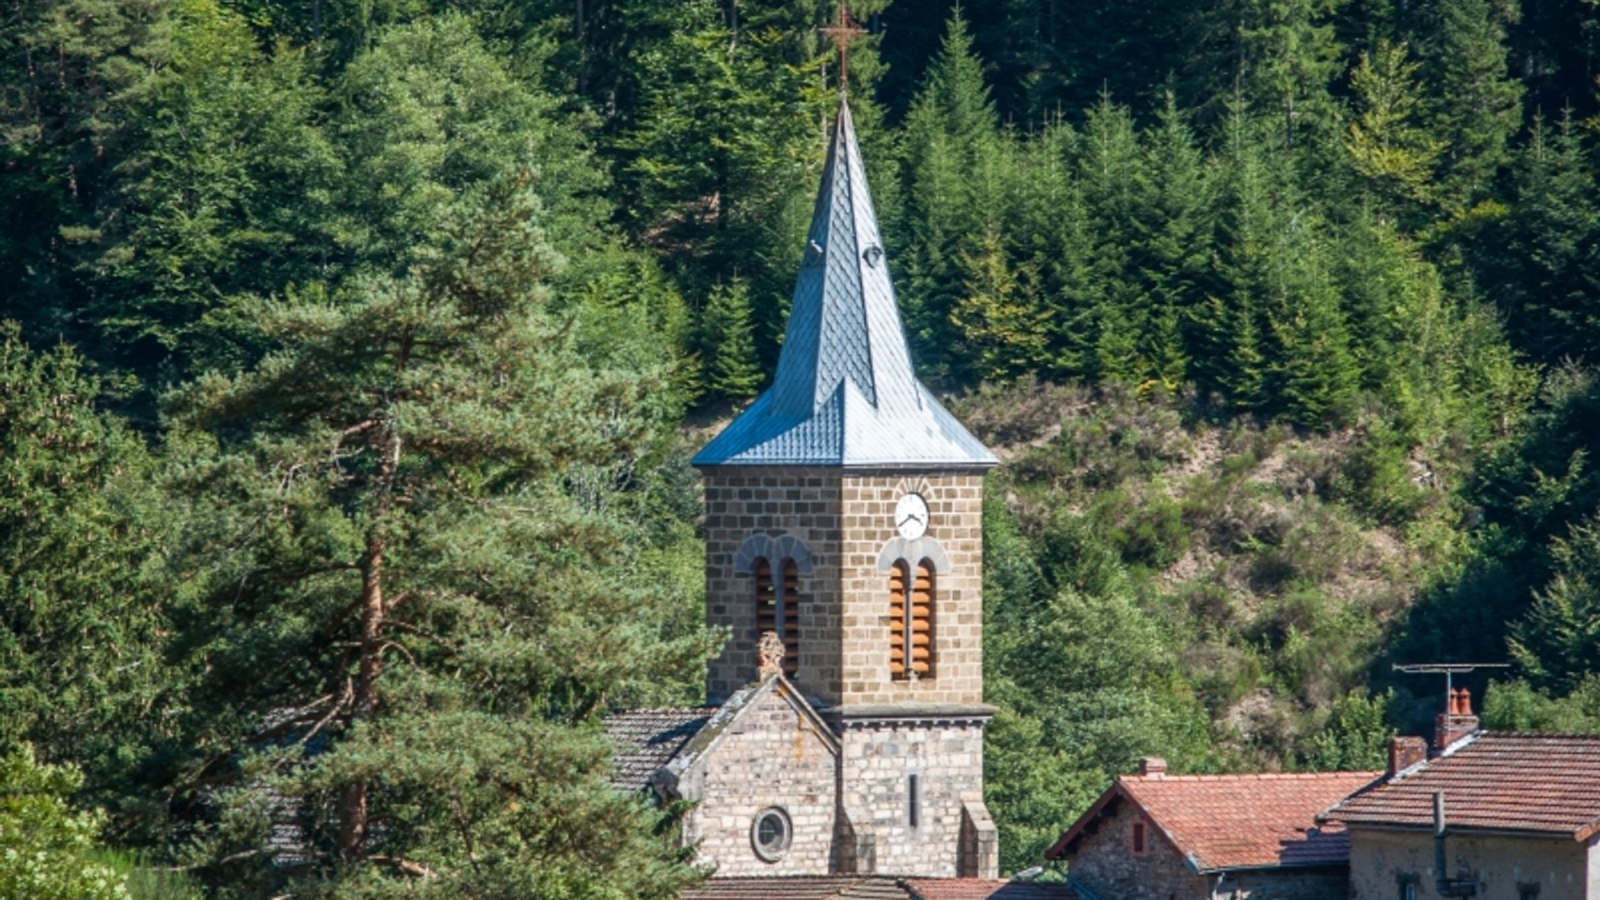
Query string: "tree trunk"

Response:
xmin=338 ymin=427 xmax=401 ymax=857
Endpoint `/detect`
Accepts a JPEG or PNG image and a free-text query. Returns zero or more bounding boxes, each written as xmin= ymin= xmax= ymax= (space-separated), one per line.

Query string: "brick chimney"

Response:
xmin=1433 ymin=687 xmax=1479 ymax=754
xmin=1388 ymin=736 xmax=1427 ymax=777
xmin=1139 ymin=757 xmax=1167 ymax=778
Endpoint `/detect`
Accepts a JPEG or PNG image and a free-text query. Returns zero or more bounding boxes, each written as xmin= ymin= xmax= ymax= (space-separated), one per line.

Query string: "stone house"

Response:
xmin=1046 ymin=757 xmax=1381 ymax=900
xmin=604 ymin=92 xmax=1018 ymax=888
xmin=678 ymin=875 xmax=1077 ymax=899
xmin=1323 ymin=696 xmax=1600 ymax=900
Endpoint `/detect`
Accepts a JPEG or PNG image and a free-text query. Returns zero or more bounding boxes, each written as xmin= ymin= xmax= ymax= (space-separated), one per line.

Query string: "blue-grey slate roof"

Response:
xmin=693 ymin=98 xmax=996 ymax=470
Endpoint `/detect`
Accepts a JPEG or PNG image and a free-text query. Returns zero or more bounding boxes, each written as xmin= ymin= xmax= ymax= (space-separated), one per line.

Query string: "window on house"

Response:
xmin=889 ymin=559 xmax=935 ymax=679
xmin=907 ymin=774 xmax=920 ymax=828
xmin=1131 ymin=820 xmax=1147 ymax=855
xmin=1519 ymin=883 xmax=1541 ymax=900
xmin=754 ymin=558 xmax=800 ymax=676
xmin=1399 ymin=879 xmax=1417 ymax=900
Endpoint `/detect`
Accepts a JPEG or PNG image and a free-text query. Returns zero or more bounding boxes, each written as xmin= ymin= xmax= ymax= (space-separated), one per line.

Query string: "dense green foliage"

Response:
xmin=5 ymin=0 xmax=1600 ymax=889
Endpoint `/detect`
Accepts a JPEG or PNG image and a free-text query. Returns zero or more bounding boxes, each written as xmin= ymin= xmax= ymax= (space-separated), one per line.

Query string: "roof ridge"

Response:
xmin=1124 ymin=770 xmax=1382 ymax=782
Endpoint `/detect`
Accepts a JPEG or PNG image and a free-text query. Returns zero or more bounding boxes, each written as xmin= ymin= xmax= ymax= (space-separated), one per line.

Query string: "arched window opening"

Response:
xmin=754 ymin=556 xmax=800 ymax=677
xmin=889 ymin=559 xmax=936 ymax=680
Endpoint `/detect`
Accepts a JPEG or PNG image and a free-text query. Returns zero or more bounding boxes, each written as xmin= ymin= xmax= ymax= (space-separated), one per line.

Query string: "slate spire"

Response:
xmin=693 ymin=97 xmax=995 ymax=469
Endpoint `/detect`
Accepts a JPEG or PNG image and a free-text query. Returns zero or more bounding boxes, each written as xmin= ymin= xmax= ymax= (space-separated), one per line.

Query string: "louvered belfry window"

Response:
xmin=889 ymin=560 xmax=935 ymax=679
xmin=754 ymin=557 xmax=800 ymax=676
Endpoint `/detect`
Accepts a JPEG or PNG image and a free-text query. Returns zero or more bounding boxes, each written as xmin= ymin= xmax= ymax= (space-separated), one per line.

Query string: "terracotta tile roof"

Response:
xmin=679 ymin=878 xmax=1075 ymax=900
xmin=1048 ymin=770 xmax=1382 ymax=872
xmin=903 ymin=878 xmax=1078 ymax=899
xmin=603 ymin=708 xmax=712 ymax=791
xmin=1324 ymin=733 xmax=1600 ymax=839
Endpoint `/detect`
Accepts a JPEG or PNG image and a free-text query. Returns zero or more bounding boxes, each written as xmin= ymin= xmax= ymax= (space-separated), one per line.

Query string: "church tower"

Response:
xmin=693 ymin=97 xmax=999 ymax=878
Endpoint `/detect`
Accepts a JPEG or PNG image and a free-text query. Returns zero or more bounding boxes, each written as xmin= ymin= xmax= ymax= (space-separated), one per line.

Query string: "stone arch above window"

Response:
xmin=876 ymin=537 xmax=950 ymax=575
xmin=734 ymin=533 xmax=814 ymax=576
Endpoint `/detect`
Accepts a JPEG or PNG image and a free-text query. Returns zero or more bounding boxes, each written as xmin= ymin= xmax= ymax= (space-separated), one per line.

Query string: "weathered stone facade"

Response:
xmin=670 ymin=681 xmax=839 ymax=877
xmin=703 ymin=469 xmax=985 ymax=710
xmin=1065 ymin=798 xmax=1210 ymax=899
xmin=1347 ymin=829 xmax=1600 ymax=900
xmin=836 ymin=717 xmax=993 ymax=878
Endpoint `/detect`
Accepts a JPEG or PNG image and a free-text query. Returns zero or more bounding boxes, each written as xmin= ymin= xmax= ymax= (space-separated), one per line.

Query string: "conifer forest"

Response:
xmin=5 ymin=0 xmax=1600 ymax=894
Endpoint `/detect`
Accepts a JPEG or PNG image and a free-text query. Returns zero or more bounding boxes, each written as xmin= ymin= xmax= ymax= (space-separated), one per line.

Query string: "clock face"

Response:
xmin=894 ymin=493 xmax=930 ymax=540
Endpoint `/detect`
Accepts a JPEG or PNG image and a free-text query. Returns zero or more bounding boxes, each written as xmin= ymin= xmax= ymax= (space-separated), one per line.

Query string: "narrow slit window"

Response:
xmin=1131 ymin=820 xmax=1147 ymax=855
xmin=907 ymin=774 xmax=920 ymax=828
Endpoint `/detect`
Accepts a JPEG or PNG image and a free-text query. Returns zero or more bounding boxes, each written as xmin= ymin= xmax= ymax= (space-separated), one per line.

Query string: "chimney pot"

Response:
xmin=1139 ymin=757 xmax=1167 ymax=778
xmin=1457 ymin=688 xmax=1472 ymax=717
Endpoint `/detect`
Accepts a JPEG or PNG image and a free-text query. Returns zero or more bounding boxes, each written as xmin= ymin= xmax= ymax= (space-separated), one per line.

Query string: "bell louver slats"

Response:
xmin=889 ymin=560 xmax=935 ymax=680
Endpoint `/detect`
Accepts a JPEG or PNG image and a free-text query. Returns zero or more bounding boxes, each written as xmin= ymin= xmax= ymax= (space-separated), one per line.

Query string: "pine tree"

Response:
xmin=950 ymin=229 xmax=1049 ymax=381
xmin=1476 ymin=113 xmax=1600 ymax=364
xmin=1414 ymin=0 xmax=1524 ymax=212
xmin=1266 ymin=221 xmax=1361 ymax=427
xmin=1132 ymin=96 xmax=1215 ymax=391
xmin=1009 ymin=115 xmax=1098 ymax=380
xmin=0 ymin=324 xmax=171 ymax=790
xmin=1343 ymin=40 xmax=1443 ymax=221
xmin=699 ymin=279 xmax=766 ymax=400
xmin=1236 ymin=0 xmax=1349 ymax=153
xmin=898 ymin=7 xmax=1002 ymax=382
xmin=1512 ymin=517 xmax=1600 ymax=694
xmin=164 ymin=103 xmax=713 ymax=900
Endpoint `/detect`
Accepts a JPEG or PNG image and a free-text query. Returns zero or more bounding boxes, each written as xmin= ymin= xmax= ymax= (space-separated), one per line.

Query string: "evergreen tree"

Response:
xmin=898 ymin=7 xmax=1002 ymax=382
xmin=1131 ymin=97 xmax=1215 ymax=391
xmin=950 ymin=229 xmax=1049 ymax=381
xmin=1414 ymin=0 xmax=1524 ymax=212
xmin=1476 ymin=114 xmax=1600 ymax=364
xmin=1343 ymin=40 xmax=1443 ymax=221
xmin=1512 ymin=516 xmax=1600 ymax=694
xmin=0 ymin=324 xmax=172 ymax=792
xmin=1236 ymin=0 xmax=1350 ymax=153
xmin=164 ymin=137 xmax=712 ymax=897
xmin=698 ymin=279 xmax=765 ymax=400
xmin=0 ymin=0 xmax=176 ymax=366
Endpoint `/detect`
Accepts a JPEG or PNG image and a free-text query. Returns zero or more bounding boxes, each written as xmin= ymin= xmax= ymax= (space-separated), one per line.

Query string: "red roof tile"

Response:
xmin=1324 ymin=733 xmax=1600 ymax=839
xmin=679 ymin=877 xmax=1076 ymax=900
xmin=1048 ymin=770 xmax=1382 ymax=872
xmin=904 ymin=878 xmax=1077 ymax=899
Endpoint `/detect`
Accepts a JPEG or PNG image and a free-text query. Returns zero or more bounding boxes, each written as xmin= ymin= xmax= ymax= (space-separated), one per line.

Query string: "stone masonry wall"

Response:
xmin=680 ymin=684 xmax=838 ymax=876
xmin=838 ymin=473 xmax=985 ymax=708
xmin=1064 ymin=797 xmax=1210 ymax=900
xmin=1348 ymin=829 xmax=1591 ymax=900
xmin=703 ymin=467 xmax=843 ymax=706
xmin=839 ymin=718 xmax=987 ymax=878
xmin=703 ymin=469 xmax=987 ymax=709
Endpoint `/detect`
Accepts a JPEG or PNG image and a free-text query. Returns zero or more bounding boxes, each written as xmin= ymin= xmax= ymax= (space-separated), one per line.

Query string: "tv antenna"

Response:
xmin=1392 ymin=662 xmax=1509 ymax=702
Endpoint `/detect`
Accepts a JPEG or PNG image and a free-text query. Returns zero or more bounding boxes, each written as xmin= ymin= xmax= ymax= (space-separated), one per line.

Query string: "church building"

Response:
xmin=607 ymin=94 xmax=1004 ymax=882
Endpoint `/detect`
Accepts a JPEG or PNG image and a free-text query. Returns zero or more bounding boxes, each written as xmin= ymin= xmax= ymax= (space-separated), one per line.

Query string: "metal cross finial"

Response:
xmin=821 ymin=2 xmax=867 ymax=93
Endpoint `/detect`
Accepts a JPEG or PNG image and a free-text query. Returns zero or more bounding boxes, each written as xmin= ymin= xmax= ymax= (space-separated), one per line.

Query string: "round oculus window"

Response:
xmin=751 ymin=807 xmax=792 ymax=862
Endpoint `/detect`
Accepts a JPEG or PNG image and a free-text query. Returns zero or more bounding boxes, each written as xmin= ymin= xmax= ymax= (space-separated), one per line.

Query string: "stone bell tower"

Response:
xmin=692 ymin=96 xmax=999 ymax=878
